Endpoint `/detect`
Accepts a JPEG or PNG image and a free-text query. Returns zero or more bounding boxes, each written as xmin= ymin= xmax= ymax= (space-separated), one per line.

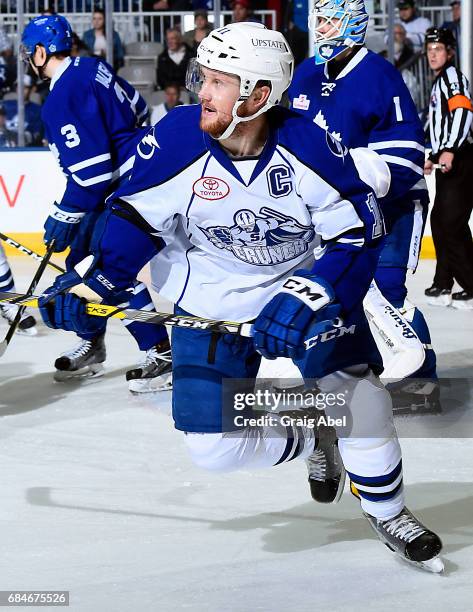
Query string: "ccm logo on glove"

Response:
xmin=280 ymin=277 xmax=331 ymax=310
xmin=50 ymin=208 xmax=85 ymax=224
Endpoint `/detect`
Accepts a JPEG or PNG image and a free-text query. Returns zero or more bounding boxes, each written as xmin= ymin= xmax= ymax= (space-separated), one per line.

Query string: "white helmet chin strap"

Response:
xmin=216 ymin=98 xmax=272 ymax=141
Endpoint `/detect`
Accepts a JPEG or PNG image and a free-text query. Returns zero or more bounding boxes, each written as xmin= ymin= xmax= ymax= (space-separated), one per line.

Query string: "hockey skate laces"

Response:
xmin=143 ymin=346 xmax=172 ymax=366
xmin=63 ymin=339 xmax=93 ymax=359
xmin=384 ymin=514 xmax=426 ymax=543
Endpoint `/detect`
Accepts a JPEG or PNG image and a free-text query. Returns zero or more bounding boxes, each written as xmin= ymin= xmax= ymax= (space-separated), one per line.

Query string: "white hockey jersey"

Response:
xmin=107 ymin=105 xmax=385 ymax=321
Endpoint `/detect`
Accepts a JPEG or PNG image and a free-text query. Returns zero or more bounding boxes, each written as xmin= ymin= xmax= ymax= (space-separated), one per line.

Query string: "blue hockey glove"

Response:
xmin=43 ymin=202 xmax=86 ymax=252
xmin=253 ymin=271 xmax=342 ymax=360
xmin=39 ymin=255 xmax=130 ymax=334
xmin=41 ymin=293 xmax=107 ymax=337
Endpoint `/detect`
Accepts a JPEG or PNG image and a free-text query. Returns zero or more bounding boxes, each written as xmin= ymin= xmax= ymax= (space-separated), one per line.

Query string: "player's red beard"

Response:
xmin=199 ymin=100 xmax=251 ymax=139
xmin=199 ymin=104 xmax=233 ymax=138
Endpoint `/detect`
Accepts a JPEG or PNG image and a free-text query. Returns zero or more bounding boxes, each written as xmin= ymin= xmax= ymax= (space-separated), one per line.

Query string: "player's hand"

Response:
xmin=43 ymin=202 xmax=86 ymax=252
xmin=39 ymin=255 xmax=130 ymax=330
xmin=39 ymin=292 xmax=106 ymax=336
xmin=423 ymin=159 xmax=434 ymax=176
xmin=438 ymin=151 xmax=454 ymax=174
xmin=253 ymin=271 xmax=342 ymax=360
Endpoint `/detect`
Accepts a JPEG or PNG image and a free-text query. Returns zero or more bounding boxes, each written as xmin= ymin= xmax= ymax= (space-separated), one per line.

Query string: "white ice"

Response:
xmin=1 ymin=257 xmax=472 ymax=612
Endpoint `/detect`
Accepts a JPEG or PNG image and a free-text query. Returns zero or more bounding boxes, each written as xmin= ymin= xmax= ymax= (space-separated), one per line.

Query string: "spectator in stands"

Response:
xmin=150 ymin=0 xmax=191 ymax=11
xmin=231 ymin=0 xmax=259 ymax=23
xmin=0 ymin=28 xmax=16 ymax=95
xmin=183 ymin=10 xmax=213 ymax=55
xmin=441 ymin=1 xmax=461 ymax=59
xmin=150 ymin=82 xmax=184 ymax=124
xmin=0 ymin=104 xmax=16 ymax=147
xmin=282 ymin=0 xmax=308 ymax=66
xmin=393 ymin=23 xmax=415 ymax=68
xmin=397 ymin=1 xmax=431 ymax=52
xmin=157 ymin=28 xmax=193 ymax=90
xmin=2 ymin=76 xmax=44 ymax=146
xmin=71 ymin=31 xmax=91 ymax=58
xmin=83 ymin=9 xmax=125 ymax=70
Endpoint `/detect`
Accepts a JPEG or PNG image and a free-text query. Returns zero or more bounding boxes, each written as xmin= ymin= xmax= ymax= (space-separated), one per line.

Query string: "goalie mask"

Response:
xmin=309 ymin=0 xmax=369 ymax=65
xmin=186 ymin=22 xmax=294 ymax=140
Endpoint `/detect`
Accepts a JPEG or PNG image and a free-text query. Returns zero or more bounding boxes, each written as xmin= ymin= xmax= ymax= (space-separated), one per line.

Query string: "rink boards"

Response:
xmin=0 ymin=148 xmax=462 ymax=260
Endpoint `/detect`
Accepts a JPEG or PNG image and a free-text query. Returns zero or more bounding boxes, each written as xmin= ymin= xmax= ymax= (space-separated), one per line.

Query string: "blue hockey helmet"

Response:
xmin=309 ymin=0 xmax=369 ymax=65
xmin=20 ymin=14 xmax=72 ymax=62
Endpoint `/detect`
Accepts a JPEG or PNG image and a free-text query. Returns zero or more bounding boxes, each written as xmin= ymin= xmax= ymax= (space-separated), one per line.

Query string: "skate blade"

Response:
xmin=54 ymin=363 xmax=105 ymax=382
xmin=402 ymin=554 xmax=445 ymax=574
xmin=128 ymin=373 xmax=172 ymax=394
xmin=427 ymin=296 xmax=452 ymax=307
xmin=16 ymin=326 xmax=38 ymax=337
xmin=451 ymin=300 xmax=473 ymax=310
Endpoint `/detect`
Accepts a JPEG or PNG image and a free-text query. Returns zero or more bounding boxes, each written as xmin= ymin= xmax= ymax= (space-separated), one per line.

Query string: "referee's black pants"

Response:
xmin=430 ymin=145 xmax=473 ymax=293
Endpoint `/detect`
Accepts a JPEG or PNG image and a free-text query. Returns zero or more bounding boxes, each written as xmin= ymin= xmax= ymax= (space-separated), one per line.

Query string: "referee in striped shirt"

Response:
xmin=424 ymin=27 xmax=473 ymax=309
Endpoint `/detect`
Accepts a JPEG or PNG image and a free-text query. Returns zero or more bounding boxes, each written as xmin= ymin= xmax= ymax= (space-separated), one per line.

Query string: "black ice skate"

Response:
xmin=364 ymin=506 xmax=444 ymax=573
xmin=126 ymin=339 xmax=172 ymax=393
xmin=0 ymin=303 xmax=37 ymax=336
xmin=306 ymin=424 xmax=346 ymax=503
xmin=54 ymin=334 xmax=106 ymax=381
xmin=424 ymin=286 xmax=452 ymax=307
xmin=451 ymin=290 xmax=473 ymax=310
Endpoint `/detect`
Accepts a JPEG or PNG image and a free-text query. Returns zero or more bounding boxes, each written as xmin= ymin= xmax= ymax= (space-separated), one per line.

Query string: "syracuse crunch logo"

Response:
xmin=193 ymin=177 xmax=230 ymax=200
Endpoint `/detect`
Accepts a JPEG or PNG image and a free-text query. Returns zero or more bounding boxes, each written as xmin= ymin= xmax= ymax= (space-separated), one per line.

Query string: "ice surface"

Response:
xmin=1 ymin=258 xmax=472 ymax=612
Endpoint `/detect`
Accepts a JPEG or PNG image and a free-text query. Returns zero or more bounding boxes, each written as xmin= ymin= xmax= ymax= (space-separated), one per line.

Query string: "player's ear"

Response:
xmin=34 ymin=44 xmax=47 ymax=66
xmin=250 ymin=83 xmax=271 ymax=111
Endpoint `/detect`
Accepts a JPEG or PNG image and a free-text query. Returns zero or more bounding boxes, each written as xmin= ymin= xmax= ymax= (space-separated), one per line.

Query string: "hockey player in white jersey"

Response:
xmin=0 ymin=240 xmax=37 ymax=335
xmin=37 ymin=23 xmax=443 ymax=572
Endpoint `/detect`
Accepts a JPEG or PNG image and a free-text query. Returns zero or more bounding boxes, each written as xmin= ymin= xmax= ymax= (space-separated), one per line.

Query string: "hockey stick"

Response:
xmin=0 ymin=231 xmax=65 ymax=274
xmin=0 ymin=240 xmax=56 ymax=358
xmin=0 ymin=289 xmax=254 ymax=337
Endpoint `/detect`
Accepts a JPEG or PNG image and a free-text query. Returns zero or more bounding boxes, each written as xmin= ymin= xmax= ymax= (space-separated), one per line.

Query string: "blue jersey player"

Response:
xmin=37 ymin=23 xmax=443 ymax=572
xmin=20 ymin=15 xmax=171 ymax=391
xmin=288 ymin=0 xmax=438 ymax=409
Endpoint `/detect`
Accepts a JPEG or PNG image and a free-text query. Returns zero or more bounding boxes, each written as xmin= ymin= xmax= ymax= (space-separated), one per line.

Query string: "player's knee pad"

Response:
xmin=184 ymin=431 xmax=245 ymax=472
xmin=318 ymin=365 xmax=396 ymax=440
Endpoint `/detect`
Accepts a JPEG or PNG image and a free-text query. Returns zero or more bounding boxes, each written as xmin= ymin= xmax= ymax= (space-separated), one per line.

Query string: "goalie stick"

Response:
xmin=0 ymin=289 xmax=255 ymax=338
xmin=0 ymin=240 xmax=56 ymax=357
xmin=0 ymin=231 xmax=65 ymax=273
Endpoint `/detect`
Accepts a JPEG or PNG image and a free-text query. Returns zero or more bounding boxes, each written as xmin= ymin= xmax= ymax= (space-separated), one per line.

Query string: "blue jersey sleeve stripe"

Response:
xmin=368 ymin=140 xmax=424 ymax=152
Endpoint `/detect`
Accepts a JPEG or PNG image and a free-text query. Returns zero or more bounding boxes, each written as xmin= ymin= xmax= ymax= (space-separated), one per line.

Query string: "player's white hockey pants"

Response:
xmin=184 ymin=365 xmax=404 ymax=519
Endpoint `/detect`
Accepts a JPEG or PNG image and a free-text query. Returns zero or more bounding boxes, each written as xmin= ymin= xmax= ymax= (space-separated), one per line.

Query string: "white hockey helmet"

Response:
xmin=187 ymin=22 xmax=294 ymax=139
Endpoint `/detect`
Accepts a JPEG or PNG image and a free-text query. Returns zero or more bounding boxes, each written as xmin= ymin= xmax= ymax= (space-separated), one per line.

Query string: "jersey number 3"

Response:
xmin=61 ymin=124 xmax=81 ymax=148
